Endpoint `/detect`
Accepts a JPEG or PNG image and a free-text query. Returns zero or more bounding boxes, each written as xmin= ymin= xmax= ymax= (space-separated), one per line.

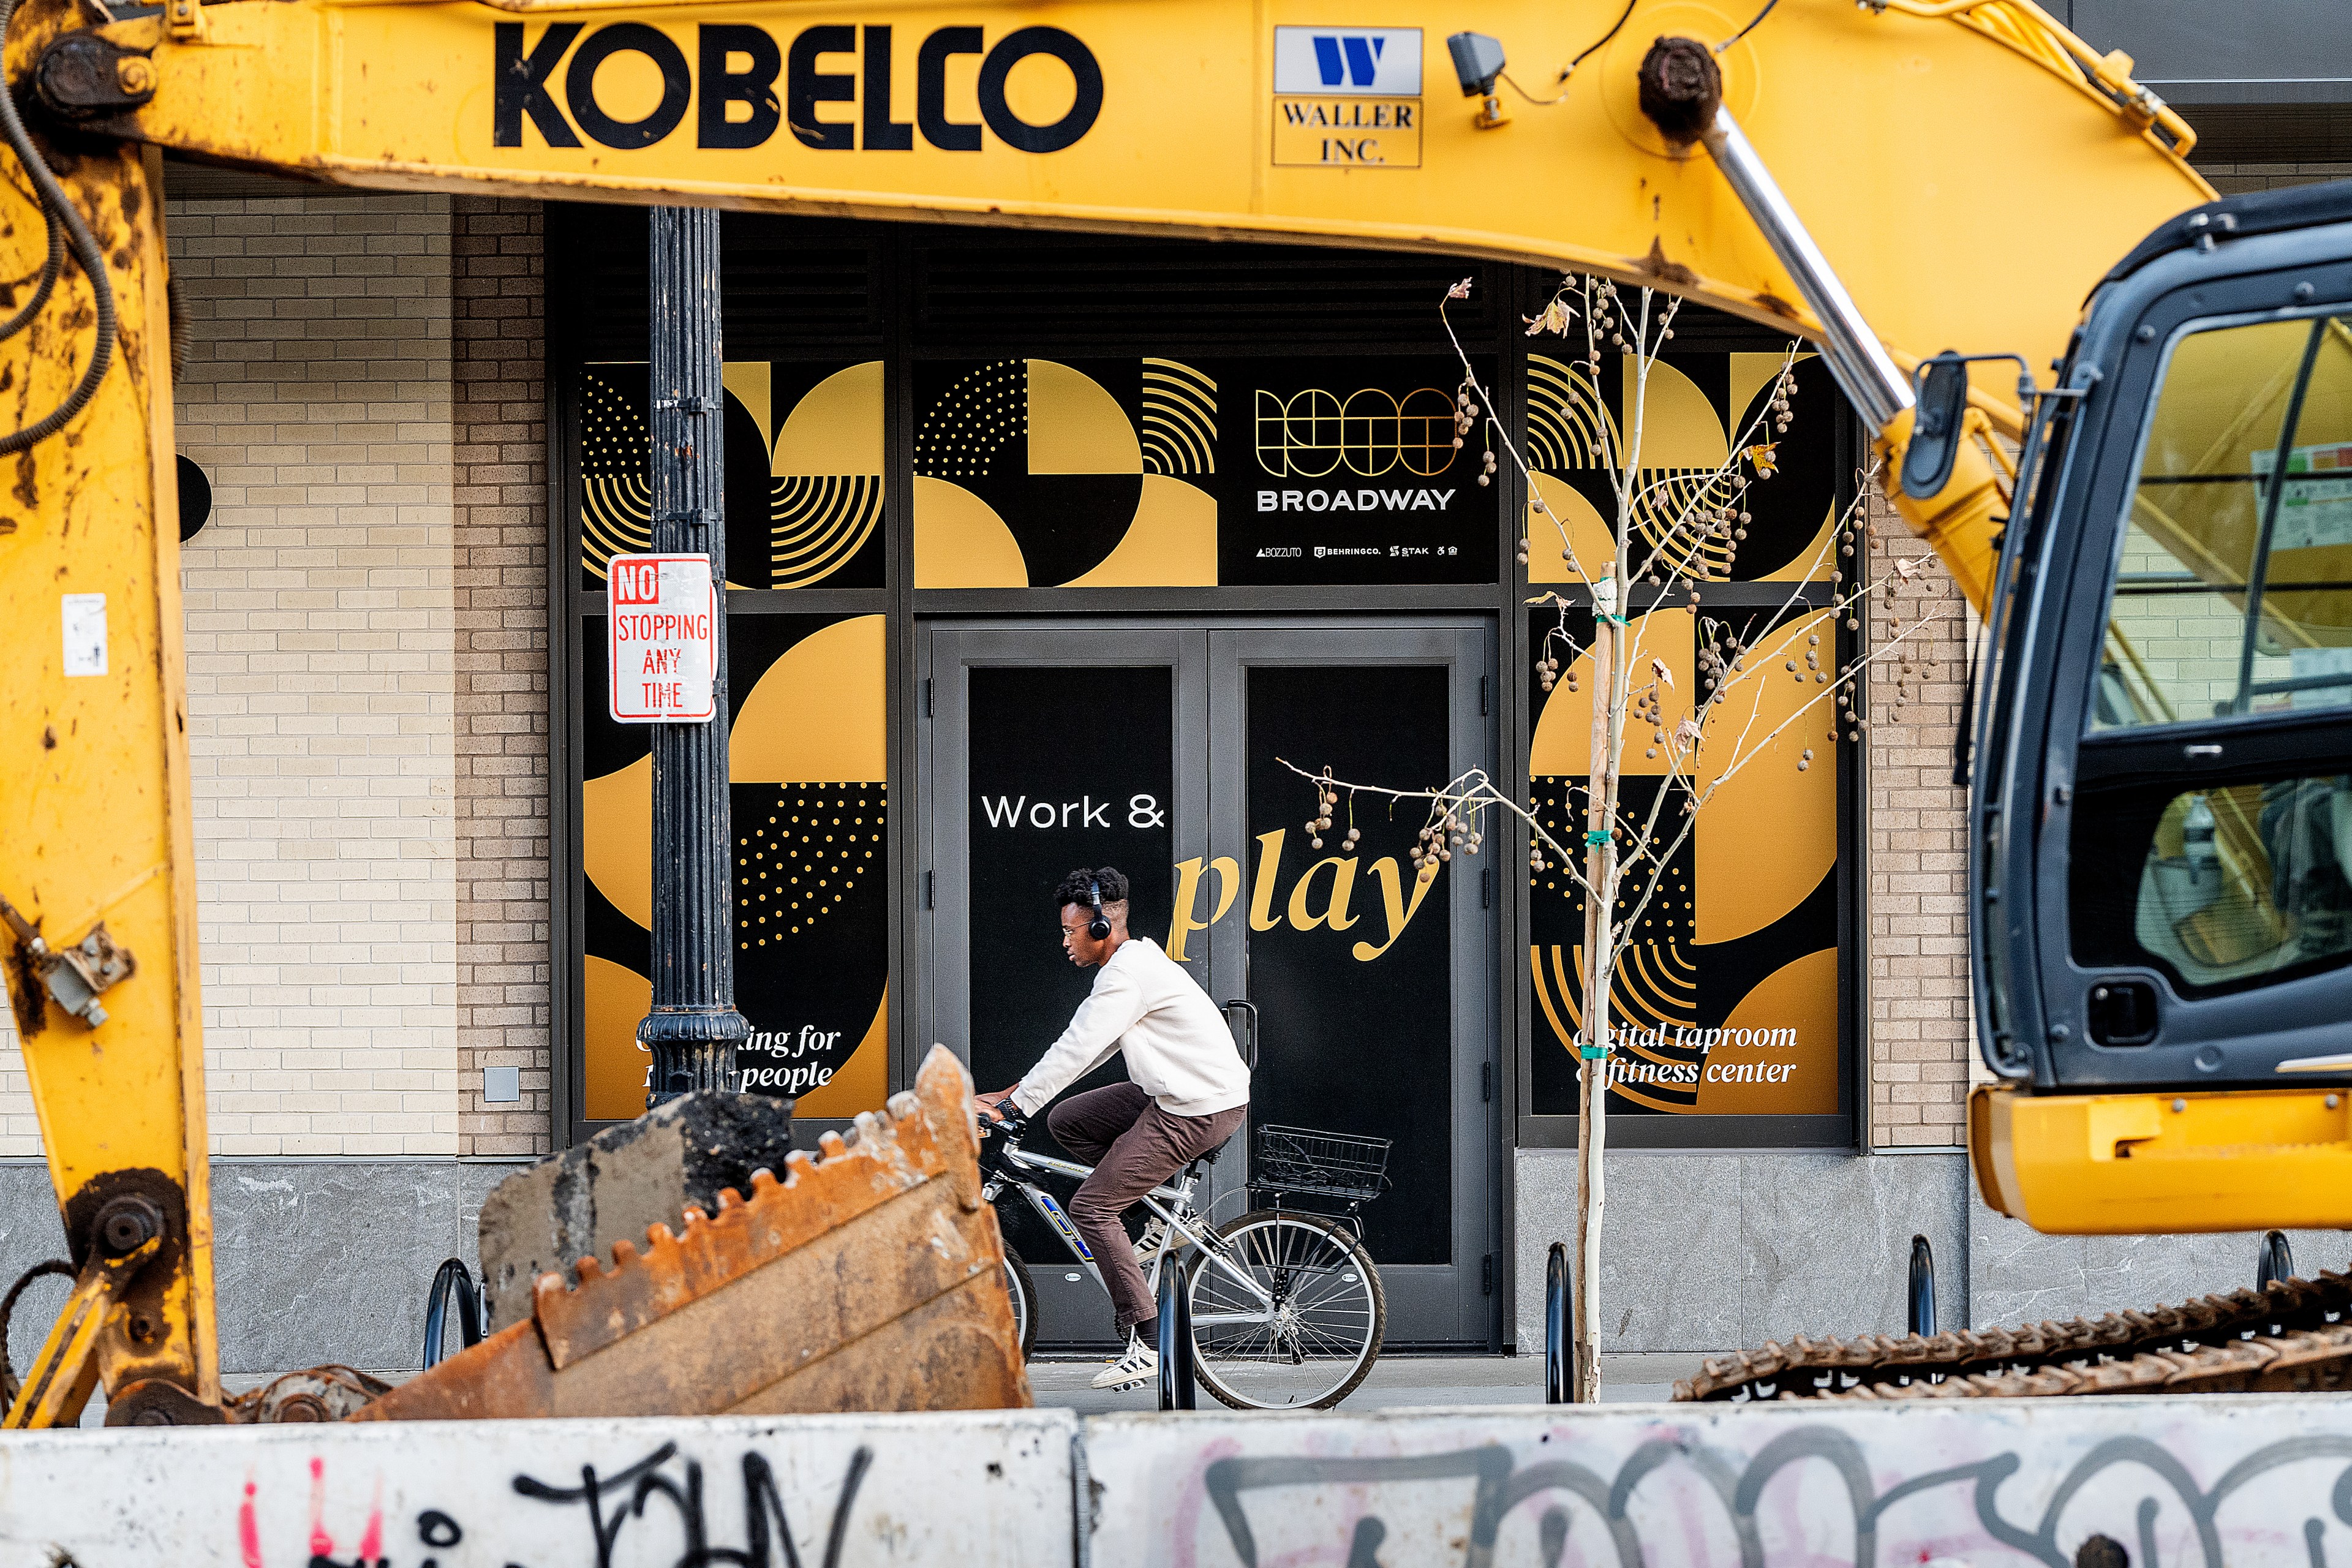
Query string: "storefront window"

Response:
xmin=1523 ymin=345 xmax=1850 ymax=1134
xmin=579 ymin=613 xmax=891 ymax=1119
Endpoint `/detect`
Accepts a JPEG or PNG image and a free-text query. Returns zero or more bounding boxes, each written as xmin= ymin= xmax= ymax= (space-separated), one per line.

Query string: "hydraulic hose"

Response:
xmin=0 ymin=205 xmax=61 ymax=344
xmin=0 ymin=0 xmax=113 ymax=456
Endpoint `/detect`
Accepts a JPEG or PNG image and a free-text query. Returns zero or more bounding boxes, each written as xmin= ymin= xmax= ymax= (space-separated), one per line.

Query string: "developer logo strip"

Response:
xmin=494 ymin=22 xmax=1102 ymax=154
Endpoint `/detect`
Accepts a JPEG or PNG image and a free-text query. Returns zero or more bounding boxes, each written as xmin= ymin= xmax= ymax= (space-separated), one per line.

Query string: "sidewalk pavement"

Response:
xmin=1023 ymin=1352 xmax=1709 ymax=1414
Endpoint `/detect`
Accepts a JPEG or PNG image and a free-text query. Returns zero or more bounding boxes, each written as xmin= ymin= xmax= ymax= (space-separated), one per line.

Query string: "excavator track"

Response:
xmin=1674 ymin=1271 xmax=2352 ymax=1403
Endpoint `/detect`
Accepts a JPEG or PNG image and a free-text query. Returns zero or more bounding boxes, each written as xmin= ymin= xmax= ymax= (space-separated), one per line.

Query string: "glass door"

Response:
xmin=922 ymin=620 xmax=1495 ymax=1349
xmin=922 ymin=627 xmax=1212 ymax=1345
xmin=1209 ymin=625 xmax=1494 ymax=1347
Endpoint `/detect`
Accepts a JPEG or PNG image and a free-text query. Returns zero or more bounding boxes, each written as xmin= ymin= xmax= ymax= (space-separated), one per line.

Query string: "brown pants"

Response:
xmin=1047 ymin=1082 xmax=1247 ymax=1335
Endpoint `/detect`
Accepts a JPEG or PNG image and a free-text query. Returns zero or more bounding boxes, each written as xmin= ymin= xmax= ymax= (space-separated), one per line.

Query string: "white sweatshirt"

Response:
xmin=1009 ymin=937 xmax=1251 ymax=1118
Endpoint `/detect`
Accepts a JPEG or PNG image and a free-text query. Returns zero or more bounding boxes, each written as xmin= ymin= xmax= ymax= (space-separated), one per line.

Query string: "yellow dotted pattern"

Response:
xmin=1528 ymin=777 xmax=1691 ymax=930
xmin=916 ymin=361 xmax=1024 ymax=480
xmin=737 ymin=782 xmax=888 ymax=941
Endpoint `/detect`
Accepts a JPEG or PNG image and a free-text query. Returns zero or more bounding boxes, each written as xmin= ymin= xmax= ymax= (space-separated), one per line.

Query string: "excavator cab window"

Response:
xmin=2076 ymin=314 xmax=2352 ymax=1004
xmin=1980 ymin=217 xmax=2352 ymax=1092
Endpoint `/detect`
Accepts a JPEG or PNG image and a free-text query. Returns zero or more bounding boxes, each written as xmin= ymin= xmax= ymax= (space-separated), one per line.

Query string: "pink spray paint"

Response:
xmin=357 ymin=1478 xmax=385 ymax=1564
xmin=238 ymin=1480 xmax=264 ymax=1568
xmin=308 ymin=1457 xmax=335 ymax=1561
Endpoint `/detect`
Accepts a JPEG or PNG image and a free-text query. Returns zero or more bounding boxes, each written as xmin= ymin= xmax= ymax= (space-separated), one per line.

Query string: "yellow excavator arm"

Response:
xmin=0 ymin=0 xmax=2212 ymax=1421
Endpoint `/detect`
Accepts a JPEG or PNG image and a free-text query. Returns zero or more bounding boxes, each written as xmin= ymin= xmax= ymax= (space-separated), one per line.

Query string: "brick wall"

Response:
xmin=451 ymin=198 xmax=552 ymax=1158
xmin=0 ymin=194 xmax=551 ymax=1156
xmin=1861 ymin=487 xmax=1973 ymax=1147
xmin=2196 ymin=162 xmax=2351 ymax=195
xmin=167 ymin=193 xmax=459 ymax=1156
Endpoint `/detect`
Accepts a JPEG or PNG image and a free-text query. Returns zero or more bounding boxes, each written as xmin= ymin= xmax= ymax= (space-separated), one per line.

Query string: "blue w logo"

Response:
xmin=1310 ymin=34 xmax=1386 ymax=88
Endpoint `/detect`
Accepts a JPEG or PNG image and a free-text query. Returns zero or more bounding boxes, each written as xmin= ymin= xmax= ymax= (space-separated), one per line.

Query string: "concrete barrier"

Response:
xmin=1086 ymin=1396 xmax=2352 ymax=1566
xmin=0 ymin=1410 xmax=1078 ymax=1567
xmin=6 ymin=1394 xmax=2352 ymax=1564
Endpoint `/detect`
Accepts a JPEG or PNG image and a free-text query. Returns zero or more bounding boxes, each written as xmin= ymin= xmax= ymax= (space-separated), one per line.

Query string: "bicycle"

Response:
xmin=976 ymin=1106 xmax=1390 ymax=1410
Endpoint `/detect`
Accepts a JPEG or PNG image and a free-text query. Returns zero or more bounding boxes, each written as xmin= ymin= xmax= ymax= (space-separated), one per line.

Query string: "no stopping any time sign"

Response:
xmin=608 ymin=554 xmax=717 ymax=723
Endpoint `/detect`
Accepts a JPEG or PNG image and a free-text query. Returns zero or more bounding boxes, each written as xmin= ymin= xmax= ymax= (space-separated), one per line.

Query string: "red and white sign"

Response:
xmin=608 ymin=554 xmax=717 ymax=723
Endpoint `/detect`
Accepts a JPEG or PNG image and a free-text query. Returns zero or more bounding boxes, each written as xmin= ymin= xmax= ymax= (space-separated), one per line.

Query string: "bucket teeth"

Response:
xmin=366 ymin=1045 xmax=1028 ymax=1420
xmin=526 ymin=1043 xmax=990 ymax=1373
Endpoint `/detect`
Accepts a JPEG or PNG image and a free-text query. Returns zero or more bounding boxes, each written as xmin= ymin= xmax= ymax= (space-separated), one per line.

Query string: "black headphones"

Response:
xmin=1085 ymin=873 xmax=1112 ymax=941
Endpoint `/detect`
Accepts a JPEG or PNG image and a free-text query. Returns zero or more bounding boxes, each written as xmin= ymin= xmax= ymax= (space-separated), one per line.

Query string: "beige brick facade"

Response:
xmin=172 ymin=192 xmax=459 ymax=1156
xmin=1862 ymin=489 xmax=1973 ymax=1148
xmin=0 ymin=194 xmax=549 ymax=1157
xmin=2199 ymin=162 xmax=2352 ymax=196
xmin=450 ymin=198 xmax=553 ymax=1158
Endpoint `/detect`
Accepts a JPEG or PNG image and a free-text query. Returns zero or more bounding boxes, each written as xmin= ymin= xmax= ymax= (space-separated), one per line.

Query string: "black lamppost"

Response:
xmin=638 ymin=205 xmax=748 ymax=1104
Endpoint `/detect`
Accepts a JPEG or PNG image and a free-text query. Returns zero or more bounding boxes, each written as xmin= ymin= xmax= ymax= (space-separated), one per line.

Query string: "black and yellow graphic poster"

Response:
xmin=579 ymin=360 xmax=886 ymax=592
xmin=911 ymin=356 xmax=1495 ymax=588
xmin=1224 ymin=355 xmax=1496 ymax=584
xmin=1523 ymin=350 xmax=1841 ymax=586
xmin=1526 ymin=603 xmax=1841 ymax=1118
xmin=580 ymin=613 xmax=890 ymax=1120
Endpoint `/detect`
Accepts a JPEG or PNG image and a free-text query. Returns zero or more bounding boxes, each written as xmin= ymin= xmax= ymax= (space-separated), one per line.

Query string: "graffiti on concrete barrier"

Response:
xmin=512 ymin=1441 xmax=874 ymax=1568
xmin=1199 ymin=1428 xmax=2352 ymax=1568
xmin=228 ymin=1443 xmax=874 ymax=1568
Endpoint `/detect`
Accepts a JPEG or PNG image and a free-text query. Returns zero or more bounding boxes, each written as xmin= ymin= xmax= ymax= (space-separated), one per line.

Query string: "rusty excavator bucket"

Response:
xmin=358 ymin=1046 xmax=1030 ymax=1420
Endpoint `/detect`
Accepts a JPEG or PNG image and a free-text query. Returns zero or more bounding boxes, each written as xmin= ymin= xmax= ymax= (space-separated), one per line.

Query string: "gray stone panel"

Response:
xmin=1513 ymin=1151 xmax=1743 ymax=1357
xmin=1513 ymin=1149 xmax=1969 ymax=1355
xmin=0 ymin=1166 xmax=72 ymax=1375
xmin=0 ymin=1158 xmax=533 ymax=1384
xmin=1969 ymin=1204 xmax=2352 ymax=1329
xmin=1740 ymin=1153 xmax=1967 ymax=1345
xmin=211 ymin=1162 xmax=464 ymax=1376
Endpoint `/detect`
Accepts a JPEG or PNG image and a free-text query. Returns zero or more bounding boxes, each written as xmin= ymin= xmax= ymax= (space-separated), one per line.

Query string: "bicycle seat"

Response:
xmin=1183 ymin=1127 xmax=1240 ymax=1180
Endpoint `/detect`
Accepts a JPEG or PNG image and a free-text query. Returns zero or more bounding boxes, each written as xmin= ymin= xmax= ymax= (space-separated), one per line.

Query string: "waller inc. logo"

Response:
xmin=1271 ymin=28 xmax=1422 ymax=168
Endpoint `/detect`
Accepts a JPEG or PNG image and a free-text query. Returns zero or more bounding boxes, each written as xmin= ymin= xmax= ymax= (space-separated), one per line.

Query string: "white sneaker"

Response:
xmin=1134 ymin=1219 xmax=1168 ymax=1261
xmin=1091 ymin=1333 xmax=1158 ymax=1390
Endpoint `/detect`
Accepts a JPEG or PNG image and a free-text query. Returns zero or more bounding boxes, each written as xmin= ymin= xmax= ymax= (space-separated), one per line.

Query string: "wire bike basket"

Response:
xmin=1251 ymin=1124 xmax=1392 ymax=1202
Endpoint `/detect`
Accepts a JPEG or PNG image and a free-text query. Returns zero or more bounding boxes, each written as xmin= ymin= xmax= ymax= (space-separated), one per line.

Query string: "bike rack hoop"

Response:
xmin=1545 ymin=1242 xmax=1570 ymax=1404
xmin=1156 ymin=1256 xmax=1195 ymax=1410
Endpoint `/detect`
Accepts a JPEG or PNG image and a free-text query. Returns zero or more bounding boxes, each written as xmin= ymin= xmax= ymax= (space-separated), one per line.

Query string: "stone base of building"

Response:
xmin=0 ymin=1158 xmax=529 ymax=1379
xmin=1513 ymin=1148 xmax=2352 ymax=1355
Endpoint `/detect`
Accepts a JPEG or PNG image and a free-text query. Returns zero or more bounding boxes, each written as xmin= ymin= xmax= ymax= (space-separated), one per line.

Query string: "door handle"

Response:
xmin=1222 ymin=998 xmax=1259 ymax=1071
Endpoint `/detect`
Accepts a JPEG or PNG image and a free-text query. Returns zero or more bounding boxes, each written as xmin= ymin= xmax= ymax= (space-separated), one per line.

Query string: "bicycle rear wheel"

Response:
xmin=1001 ymin=1250 xmax=1038 ymax=1360
xmin=1187 ymin=1210 xmax=1384 ymax=1410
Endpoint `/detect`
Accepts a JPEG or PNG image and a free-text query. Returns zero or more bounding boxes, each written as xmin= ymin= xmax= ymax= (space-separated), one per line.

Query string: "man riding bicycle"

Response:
xmin=973 ymin=866 xmax=1250 ymax=1390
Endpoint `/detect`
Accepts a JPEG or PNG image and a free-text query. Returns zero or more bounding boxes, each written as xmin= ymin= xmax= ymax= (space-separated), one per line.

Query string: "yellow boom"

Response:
xmin=0 ymin=0 xmax=2210 ymax=1420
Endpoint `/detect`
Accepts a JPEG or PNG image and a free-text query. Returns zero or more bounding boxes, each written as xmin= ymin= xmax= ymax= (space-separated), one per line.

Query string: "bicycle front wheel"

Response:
xmin=1186 ymin=1210 xmax=1384 ymax=1410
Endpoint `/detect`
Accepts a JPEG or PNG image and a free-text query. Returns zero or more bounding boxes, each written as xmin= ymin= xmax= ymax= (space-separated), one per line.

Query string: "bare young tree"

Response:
xmin=1286 ymin=275 xmax=1955 ymax=1400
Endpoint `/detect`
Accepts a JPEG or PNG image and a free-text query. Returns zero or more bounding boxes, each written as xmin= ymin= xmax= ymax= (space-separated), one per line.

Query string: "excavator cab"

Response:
xmin=1972 ymin=181 xmax=2352 ymax=1231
